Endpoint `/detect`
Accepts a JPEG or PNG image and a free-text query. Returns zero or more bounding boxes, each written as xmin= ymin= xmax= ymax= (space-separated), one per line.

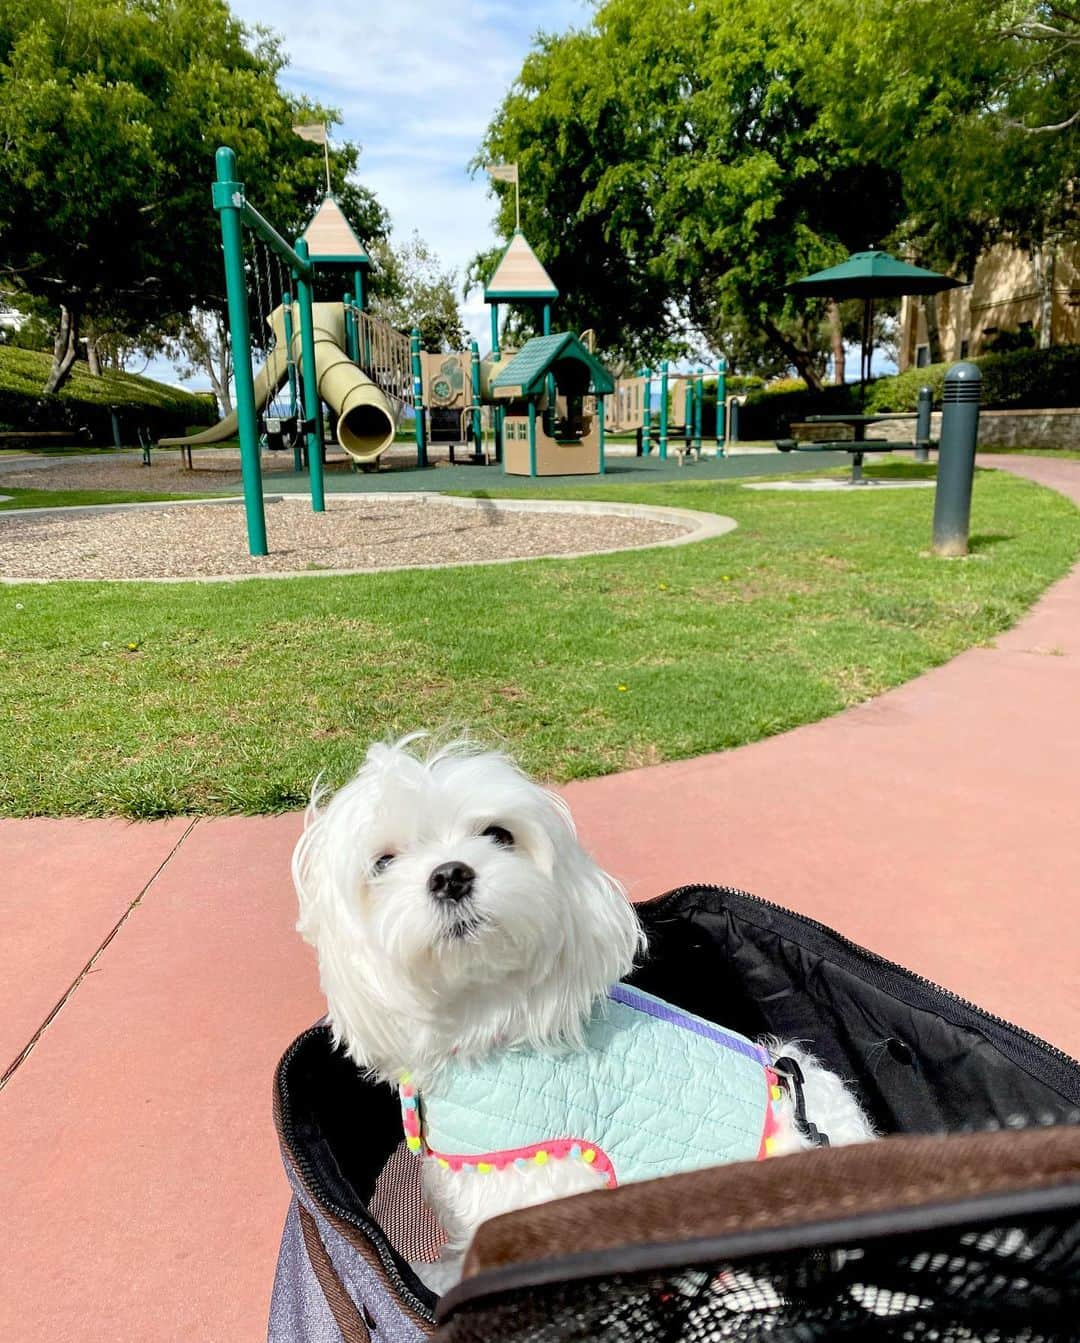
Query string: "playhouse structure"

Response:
xmin=489 ymin=332 xmax=614 ymax=476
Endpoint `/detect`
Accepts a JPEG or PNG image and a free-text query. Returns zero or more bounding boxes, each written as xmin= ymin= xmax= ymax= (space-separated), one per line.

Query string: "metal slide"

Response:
xmin=159 ymin=304 xmax=398 ymax=461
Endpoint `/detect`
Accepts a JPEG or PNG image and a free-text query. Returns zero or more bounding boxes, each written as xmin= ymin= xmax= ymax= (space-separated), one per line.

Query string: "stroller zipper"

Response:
xmin=275 ymin=1028 xmax=439 ymax=1325
xmin=654 ymin=883 xmax=1080 ymax=1087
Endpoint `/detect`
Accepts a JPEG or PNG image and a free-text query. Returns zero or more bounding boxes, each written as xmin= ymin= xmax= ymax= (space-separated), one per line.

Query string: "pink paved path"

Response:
xmin=3 ymin=455 xmax=1078 ymax=1340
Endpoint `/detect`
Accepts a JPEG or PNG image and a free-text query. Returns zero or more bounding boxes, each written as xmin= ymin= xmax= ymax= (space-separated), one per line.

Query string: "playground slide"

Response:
xmin=159 ymin=303 xmax=398 ymax=462
xmin=158 ymin=340 xmax=289 ymax=447
xmin=296 ymin=303 xmax=397 ymax=463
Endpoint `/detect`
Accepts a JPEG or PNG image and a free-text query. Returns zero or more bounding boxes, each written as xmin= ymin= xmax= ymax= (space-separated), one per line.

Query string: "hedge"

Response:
xmin=0 ymin=347 xmax=216 ymax=445
xmin=865 ymin=345 xmax=1080 ymax=413
xmin=738 ymin=345 xmax=1080 ymax=439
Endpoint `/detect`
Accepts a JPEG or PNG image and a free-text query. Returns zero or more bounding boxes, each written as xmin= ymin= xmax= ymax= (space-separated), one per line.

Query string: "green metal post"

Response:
xmin=598 ymin=395 xmax=606 ymax=474
xmin=212 ymin=146 xmax=267 ymax=556
xmin=470 ymin=340 xmax=482 ymax=457
xmin=683 ymin=378 xmax=693 ymax=454
xmin=282 ymin=292 xmax=302 ymax=472
xmin=528 ymin=399 xmax=537 ymax=478
xmin=343 ymin=294 xmax=358 ymax=363
xmin=294 ymin=237 xmax=325 ymax=512
xmin=717 ymin=356 xmax=727 ymax=456
xmin=932 ymin=363 xmax=981 ymax=557
xmin=353 ymin=270 xmax=369 ymax=368
xmin=642 ymin=372 xmax=652 ymax=455
xmin=659 ymin=361 xmax=669 ymax=460
xmin=915 ymin=384 xmax=933 ymax=464
xmin=410 ymin=328 xmax=428 ymax=468
xmin=490 ymin=304 xmax=500 ymax=359
xmin=542 ymin=304 xmax=554 ymax=434
xmin=693 ymin=369 xmax=703 ymax=454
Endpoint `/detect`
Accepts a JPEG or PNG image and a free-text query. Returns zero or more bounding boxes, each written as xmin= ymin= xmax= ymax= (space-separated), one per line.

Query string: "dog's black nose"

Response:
xmin=428 ymin=861 xmax=476 ymax=902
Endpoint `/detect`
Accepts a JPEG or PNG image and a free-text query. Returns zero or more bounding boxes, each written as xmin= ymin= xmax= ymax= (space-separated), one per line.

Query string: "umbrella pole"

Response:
xmin=860 ymin=297 xmax=874 ymax=408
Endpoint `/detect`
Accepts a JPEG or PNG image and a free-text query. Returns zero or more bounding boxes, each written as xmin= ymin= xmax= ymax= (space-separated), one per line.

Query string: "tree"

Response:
xmin=805 ymin=0 xmax=1079 ymax=340
xmin=369 ymin=234 xmax=468 ymax=352
xmin=0 ymin=0 xmax=387 ymax=393
xmin=474 ymin=0 xmax=904 ymax=385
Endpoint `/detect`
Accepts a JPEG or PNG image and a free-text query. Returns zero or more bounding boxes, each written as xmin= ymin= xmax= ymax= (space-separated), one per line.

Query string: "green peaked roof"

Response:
xmin=491 ymin=332 xmax=614 ymax=396
xmin=300 ymin=196 xmax=370 ymax=266
xmin=788 ymin=250 xmax=961 ymax=299
xmin=484 ymin=231 xmax=558 ymax=301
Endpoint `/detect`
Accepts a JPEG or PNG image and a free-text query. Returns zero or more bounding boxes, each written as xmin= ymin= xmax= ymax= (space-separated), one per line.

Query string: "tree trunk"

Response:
xmin=85 ymin=332 xmax=102 ymax=377
xmin=827 ymin=302 xmax=845 ymax=385
xmin=762 ymin=317 xmax=824 ymax=391
xmin=1032 ymin=240 xmax=1056 ymax=349
xmin=923 ymin=295 xmax=941 ymax=364
xmin=43 ymin=304 xmax=80 ymax=394
xmin=206 ymin=312 xmax=233 ymax=417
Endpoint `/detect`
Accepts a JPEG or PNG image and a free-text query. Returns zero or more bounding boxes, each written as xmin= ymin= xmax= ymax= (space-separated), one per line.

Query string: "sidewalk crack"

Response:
xmin=1 ymin=819 xmax=198 ymax=1091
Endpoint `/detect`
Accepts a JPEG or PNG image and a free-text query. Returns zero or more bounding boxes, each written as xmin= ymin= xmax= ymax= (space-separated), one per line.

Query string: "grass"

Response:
xmin=0 ymin=488 xmax=221 ymax=510
xmin=976 ymin=446 xmax=1080 ymax=460
xmin=1 ymin=461 xmax=1077 ymax=818
xmin=0 ymin=346 xmax=211 ymax=416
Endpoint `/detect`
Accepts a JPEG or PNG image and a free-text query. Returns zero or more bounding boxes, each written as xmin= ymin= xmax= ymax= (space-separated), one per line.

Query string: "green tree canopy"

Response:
xmin=0 ymin=0 xmax=387 ymax=391
xmin=476 ymin=0 xmax=1078 ymax=379
xmin=474 ymin=0 xmax=902 ymax=383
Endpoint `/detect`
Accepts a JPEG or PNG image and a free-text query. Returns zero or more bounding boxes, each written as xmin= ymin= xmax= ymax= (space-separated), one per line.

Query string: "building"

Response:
xmin=898 ymin=240 xmax=1080 ymax=370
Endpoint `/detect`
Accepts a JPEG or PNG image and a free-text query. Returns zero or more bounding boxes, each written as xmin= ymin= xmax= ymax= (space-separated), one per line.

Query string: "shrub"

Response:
xmin=866 ymin=345 xmax=1080 ymax=413
xmin=738 ymin=382 xmax=858 ymax=439
xmin=0 ymin=347 xmax=216 ymax=443
xmin=737 ymin=344 xmax=1080 ymax=438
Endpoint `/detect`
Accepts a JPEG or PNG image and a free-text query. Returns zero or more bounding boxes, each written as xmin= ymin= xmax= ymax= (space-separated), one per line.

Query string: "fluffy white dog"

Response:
xmin=293 ymin=735 xmax=875 ymax=1287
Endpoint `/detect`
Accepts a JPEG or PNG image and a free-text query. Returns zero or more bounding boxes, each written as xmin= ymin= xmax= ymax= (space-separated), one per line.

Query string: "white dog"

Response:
xmin=293 ymin=735 xmax=875 ymax=1288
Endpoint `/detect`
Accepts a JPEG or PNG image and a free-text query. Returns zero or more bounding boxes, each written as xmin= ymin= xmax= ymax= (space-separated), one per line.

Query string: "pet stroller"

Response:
xmin=269 ymin=885 xmax=1080 ymax=1341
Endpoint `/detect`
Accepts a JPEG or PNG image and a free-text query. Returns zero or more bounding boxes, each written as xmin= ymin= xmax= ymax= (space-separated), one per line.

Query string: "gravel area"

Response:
xmin=0 ymin=448 xmax=363 ymax=495
xmin=0 ymin=497 xmax=694 ymax=580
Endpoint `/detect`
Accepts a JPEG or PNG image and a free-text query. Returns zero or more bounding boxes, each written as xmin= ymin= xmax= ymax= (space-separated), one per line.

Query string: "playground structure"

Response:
xmin=489 ymin=331 xmax=614 ymax=476
xmin=167 ymin=146 xmax=747 ymax=551
xmin=605 ymin=361 xmax=730 ymax=459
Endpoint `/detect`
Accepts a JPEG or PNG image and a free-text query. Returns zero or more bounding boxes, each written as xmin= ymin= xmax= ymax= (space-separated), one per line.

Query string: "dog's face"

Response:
xmin=293 ymin=737 xmax=644 ymax=1085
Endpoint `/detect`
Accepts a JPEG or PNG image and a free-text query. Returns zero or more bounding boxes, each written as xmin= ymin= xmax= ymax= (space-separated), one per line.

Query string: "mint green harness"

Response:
xmin=399 ymin=985 xmax=782 ymax=1188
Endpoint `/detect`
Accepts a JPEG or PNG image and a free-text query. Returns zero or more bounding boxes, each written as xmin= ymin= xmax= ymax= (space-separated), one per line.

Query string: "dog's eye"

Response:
xmin=482 ymin=825 xmax=514 ymax=848
xmin=372 ymin=853 xmax=396 ymax=874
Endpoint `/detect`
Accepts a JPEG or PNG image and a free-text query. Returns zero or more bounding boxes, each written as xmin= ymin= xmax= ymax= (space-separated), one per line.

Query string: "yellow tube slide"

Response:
xmin=161 ymin=304 xmax=398 ymax=463
xmin=294 ymin=304 xmax=397 ymax=463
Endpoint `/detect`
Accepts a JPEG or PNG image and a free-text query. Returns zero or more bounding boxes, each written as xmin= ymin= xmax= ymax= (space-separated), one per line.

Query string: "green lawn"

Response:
xmin=1 ymin=463 xmax=1077 ymax=818
xmin=976 ymin=447 xmax=1080 ymax=460
xmin=0 ymin=487 xmax=220 ymax=510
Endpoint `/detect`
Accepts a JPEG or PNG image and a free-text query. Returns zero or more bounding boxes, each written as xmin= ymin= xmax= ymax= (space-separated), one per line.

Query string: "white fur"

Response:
xmin=293 ymin=735 xmax=875 ymax=1285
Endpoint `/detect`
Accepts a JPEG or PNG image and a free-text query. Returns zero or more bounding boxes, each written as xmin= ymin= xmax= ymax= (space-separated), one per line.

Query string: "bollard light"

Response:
xmin=932 ymin=363 xmax=981 ymax=557
xmin=914 ymin=385 xmax=932 ymax=464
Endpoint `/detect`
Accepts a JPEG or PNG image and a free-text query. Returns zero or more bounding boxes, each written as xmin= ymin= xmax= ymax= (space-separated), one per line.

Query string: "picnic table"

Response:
xmin=776 ymin=412 xmax=922 ymax=484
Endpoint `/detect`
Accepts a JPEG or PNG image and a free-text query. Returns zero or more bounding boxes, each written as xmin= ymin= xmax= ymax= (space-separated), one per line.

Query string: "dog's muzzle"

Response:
xmin=428 ymin=861 xmax=475 ymax=904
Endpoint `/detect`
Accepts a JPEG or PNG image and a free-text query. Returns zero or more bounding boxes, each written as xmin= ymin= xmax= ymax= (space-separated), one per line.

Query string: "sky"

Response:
xmin=147 ymin=0 xmax=587 ymax=390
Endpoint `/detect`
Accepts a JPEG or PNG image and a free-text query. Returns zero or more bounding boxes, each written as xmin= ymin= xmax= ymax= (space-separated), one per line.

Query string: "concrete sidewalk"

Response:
xmin=2 ymin=455 xmax=1078 ymax=1340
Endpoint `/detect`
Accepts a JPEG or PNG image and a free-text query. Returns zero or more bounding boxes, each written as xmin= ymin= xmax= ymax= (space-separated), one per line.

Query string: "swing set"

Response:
xmin=212 ymin=145 xmax=325 ymax=556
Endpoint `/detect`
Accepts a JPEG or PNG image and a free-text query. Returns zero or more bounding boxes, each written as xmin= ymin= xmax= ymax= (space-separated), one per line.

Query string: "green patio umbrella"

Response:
xmin=788 ymin=250 xmax=963 ymax=401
